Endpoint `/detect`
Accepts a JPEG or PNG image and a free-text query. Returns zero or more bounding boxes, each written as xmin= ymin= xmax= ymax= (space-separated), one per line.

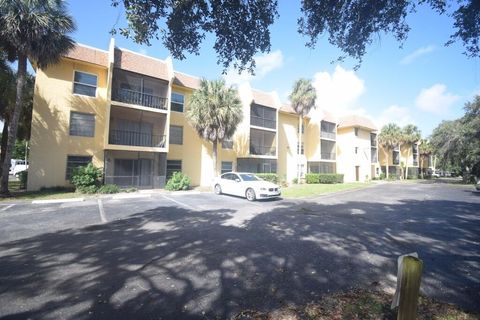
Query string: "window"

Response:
xmin=166 ymin=160 xmax=182 ymax=179
xmin=171 ymin=92 xmax=184 ymax=112
xmin=250 ymin=104 xmax=276 ymax=129
xmin=69 ymin=112 xmax=95 ymax=137
xmin=221 ymin=161 xmax=233 ymax=174
xmin=297 ymin=124 xmax=304 ymax=134
xmin=354 ymin=127 xmax=359 ymax=136
xmin=66 ymin=155 xmax=92 ymax=179
xmin=169 ymin=125 xmax=183 ymax=145
xmin=355 ymin=147 xmax=358 ymax=154
xmin=308 ymin=161 xmax=336 ymax=174
xmin=297 ymin=142 xmax=304 ymax=155
xmin=321 ymin=140 xmax=336 ymax=160
xmin=370 ymin=133 xmax=377 ymax=147
xmin=73 ymin=71 xmax=97 ymax=97
xmin=237 ymin=158 xmax=277 ymax=173
xmin=222 ymin=139 xmax=233 ymax=149
xmin=320 ymin=121 xmax=336 ymax=140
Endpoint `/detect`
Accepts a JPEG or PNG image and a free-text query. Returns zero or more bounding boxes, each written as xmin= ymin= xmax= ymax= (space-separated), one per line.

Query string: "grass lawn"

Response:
xmin=282 ymin=182 xmax=371 ymax=198
xmin=0 ymin=180 xmax=81 ymax=202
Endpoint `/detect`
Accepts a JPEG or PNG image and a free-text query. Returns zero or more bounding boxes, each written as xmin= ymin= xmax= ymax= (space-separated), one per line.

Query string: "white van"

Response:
xmin=10 ymin=159 xmax=29 ymax=176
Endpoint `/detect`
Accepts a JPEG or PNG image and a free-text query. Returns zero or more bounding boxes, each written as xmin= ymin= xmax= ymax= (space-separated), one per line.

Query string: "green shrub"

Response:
xmin=98 ymin=184 xmax=120 ymax=194
xmin=379 ymin=173 xmax=386 ymax=180
xmin=18 ymin=171 xmax=28 ymax=189
xmin=122 ymin=187 xmax=138 ymax=193
xmin=165 ymin=172 xmax=190 ymax=191
xmin=388 ymin=173 xmax=398 ymax=180
xmin=306 ymin=173 xmax=344 ymax=184
xmin=256 ymin=173 xmax=278 ymax=184
xmin=292 ymin=177 xmax=299 ymax=184
xmin=70 ymin=163 xmax=102 ymax=193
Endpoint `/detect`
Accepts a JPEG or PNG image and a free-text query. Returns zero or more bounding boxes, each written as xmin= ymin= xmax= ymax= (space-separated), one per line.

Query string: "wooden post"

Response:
xmin=391 ymin=254 xmax=423 ymax=320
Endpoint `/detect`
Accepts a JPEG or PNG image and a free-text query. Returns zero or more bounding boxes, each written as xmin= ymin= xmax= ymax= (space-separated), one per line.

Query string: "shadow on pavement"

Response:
xmin=0 ymin=197 xmax=479 ymax=319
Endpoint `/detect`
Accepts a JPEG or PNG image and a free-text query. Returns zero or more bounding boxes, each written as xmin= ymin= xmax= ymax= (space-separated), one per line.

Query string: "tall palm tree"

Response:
xmin=0 ymin=0 xmax=75 ymax=194
xmin=187 ymin=79 xmax=243 ymax=176
xmin=400 ymin=124 xmax=422 ymax=179
xmin=418 ymin=139 xmax=434 ymax=178
xmin=289 ymin=78 xmax=316 ymax=180
xmin=378 ymin=123 xmax=401 ymax=179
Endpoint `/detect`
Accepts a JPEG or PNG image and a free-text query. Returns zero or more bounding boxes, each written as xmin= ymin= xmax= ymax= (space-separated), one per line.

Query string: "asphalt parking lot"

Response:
xmin=0 ymin=182 xmax=479 ymax=319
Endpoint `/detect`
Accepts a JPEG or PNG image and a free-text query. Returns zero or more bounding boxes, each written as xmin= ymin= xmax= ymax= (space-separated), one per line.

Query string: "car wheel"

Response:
xmin=245 ymin=188 xmax=256 ymax=201
xmin=214 ymin=184 xmax=222 ymax=195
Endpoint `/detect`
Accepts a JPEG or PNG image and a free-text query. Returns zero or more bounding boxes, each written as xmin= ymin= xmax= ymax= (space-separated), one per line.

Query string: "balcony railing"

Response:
xmin=109 ymin=129 xmax=166 ymax=148
xmin=250 ymin=116 xmax=276 ymax=130
xmin=321 ymin=152 xmax=336 ymax=160
xmin=250 ymin=145 xmax=276 ymax=156
xmin=321 ymin=131 xmax=336 ymax=140
xmin=112 ymin=88 xmax=168 ymax=110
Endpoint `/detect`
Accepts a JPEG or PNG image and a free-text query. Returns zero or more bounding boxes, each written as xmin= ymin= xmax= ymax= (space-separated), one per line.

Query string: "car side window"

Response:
xmin=231 ymin=174 xmax=240 ymax=181
xmin=221 ymin=173 xmax=231 ymax=180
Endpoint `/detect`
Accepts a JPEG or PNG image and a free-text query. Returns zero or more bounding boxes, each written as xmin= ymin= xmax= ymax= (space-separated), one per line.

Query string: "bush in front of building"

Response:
xmin=18 ymin=171 xmax=28 ymax=189
xmin=165 ymin=172 xmax=190 ymax=191
xmin=70 ymin=163 xmax=102 ymax=193
xmin=305 ymin=173 xmax=344 ymax=184
xmin=256 ymin=173 xmax=278 ymax=184
xmin=98 ymin=184 xmax=121 ymax=194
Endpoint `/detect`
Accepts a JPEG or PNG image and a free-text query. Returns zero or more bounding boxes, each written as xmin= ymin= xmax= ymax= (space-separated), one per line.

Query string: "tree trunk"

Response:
xmin=420 ymin=156 xmax=424 ymax=179
xmin=1 ymin=54 xmax=26 ymax=194
xmin=0 ymin=120 xmax=9 ymax=178
xmin=298 ymin=115 xmax=302 ymax=181
xmin=212 ymin=139 xmax=218 ymax=177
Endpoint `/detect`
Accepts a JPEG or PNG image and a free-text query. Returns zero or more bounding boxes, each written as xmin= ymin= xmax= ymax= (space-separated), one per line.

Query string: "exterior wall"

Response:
xmin=337 ymin=127 xmax=378 ymax=182
xmin=278 ymin=112 xmax=299 ymax=183
xmin=28 ymin=60 xmax=108 ymax=190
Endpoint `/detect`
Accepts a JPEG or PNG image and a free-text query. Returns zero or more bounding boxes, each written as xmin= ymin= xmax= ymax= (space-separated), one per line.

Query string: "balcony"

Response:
xmin=321 ymin=131 xmax=336 ymax=140
xmin=250 ymin=145 xmax=276 ymax=156
xmin=370 ymin=133 xmax=377 ymax=147
xmin=250 ymin=104 xmax=276 ymax=130
xmin=321 ymin=152 xmax=336 ymax=160
xmin=109 ymin=129 xmax=166 ymax=148
xmin=371 ymin=148 xmax=378 ymax=163
xmin=112 ymin=88 xmax=167 ymax=110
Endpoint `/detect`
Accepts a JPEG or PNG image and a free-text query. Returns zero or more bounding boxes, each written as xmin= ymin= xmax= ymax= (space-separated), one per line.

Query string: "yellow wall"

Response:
xmin=28 ymin=59 xmax=108 ymax=190
xmin=278 ymin=112 xmax=300 ymax=182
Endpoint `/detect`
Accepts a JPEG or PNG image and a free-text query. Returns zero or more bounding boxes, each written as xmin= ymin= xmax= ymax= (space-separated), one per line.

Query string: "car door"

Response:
xmin=219 ymin=173 xmax=234 ymax=195
xmin=229 ymin=173 xmax=244 ymax=197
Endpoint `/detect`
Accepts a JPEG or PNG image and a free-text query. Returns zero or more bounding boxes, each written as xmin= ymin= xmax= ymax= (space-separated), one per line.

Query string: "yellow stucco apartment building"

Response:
xmin=27 ymin=41 xmax=419 ymax=191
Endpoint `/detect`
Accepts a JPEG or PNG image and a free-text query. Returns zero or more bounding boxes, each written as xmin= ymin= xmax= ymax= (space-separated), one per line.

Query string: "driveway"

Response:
xmin=0 ymin=182 xmax=479 ymax=319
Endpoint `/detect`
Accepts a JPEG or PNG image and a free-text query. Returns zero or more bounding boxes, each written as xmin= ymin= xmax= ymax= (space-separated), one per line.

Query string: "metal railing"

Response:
xmin=321 ymin=131 xmax=336 ymax=140
xmin=321 ymin=152 xmax=336 ymax=160
xmin=250 ymin=145 xmax=276 ymax=156
xmin=250 ymin=116 xmax=276 ymax=129
xmin=104 ymin=175 xmax=166 ymax=188
xmin=109 ymin=129 xmax=166 ymax=148
xmin=112 ymin=88 xmax=168 ymax=110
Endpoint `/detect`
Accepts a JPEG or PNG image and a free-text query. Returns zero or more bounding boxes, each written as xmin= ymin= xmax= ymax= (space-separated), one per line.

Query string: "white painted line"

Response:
xmin=161 ymin=194 xmax=196 ymax=211
xmin=97 ymin=199 xmax=107 ymax=223
xmin=112 ymin=193 xmax=152 ymax=200
xmin=0 ymin=204 xmax=15 ymax=211
xmin=32 ymin=198 xmax=85 ymax=204
xmin=170 ymin=191 xmax=201 ymax=196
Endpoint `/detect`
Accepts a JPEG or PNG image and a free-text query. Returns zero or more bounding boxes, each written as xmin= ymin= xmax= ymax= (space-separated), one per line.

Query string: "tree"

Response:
xmin=378 ymin=123 xmax=401 ymax=179
xmin=186 ymin=79 xmax=243 ymax=176
xmin=113 ymin=0 xmax=480 ymax=71
xmin=418 ymin=139 xmax=434 ymax=178
xmin=0 ymin=0 xmax=75 ymax=194
xmin=400 ymin=124 xmax=421 ymax=179
xmin=430 ymin=95 xmax=480 ymax=182
xmin=289 ymin=78 xmax=316 ymax=181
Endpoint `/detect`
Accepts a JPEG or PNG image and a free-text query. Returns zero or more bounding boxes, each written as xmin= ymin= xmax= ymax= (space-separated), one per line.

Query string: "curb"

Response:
xmin=32 ymin=198 xmax=85 ymax=204
xmin=112 ymin=193 xmax=152 ymax=200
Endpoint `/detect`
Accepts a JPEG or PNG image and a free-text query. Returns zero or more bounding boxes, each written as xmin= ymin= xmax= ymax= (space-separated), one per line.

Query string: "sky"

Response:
xmin=65 ymin=0 xmax=480 ymax=137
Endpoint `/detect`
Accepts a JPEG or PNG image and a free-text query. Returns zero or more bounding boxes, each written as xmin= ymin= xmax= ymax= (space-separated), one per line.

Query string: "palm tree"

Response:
xmin=187 ymin=79 xmax=243 ymax=176
xmin=400 ymin=124 xmax=421 ymax=179
xmin=418 ymin=139 xmax=434 ymax=178
xmin=378 ymin=123 xmax=401 ymax=179
xmin=289 ymin=78 xmax=316 ymax=180
xmin=0 ymin=0 xmax=75 ymax=194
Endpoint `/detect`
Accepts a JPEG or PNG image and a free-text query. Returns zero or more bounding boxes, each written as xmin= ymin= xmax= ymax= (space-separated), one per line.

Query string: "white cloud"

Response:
xmin=224 ymin=50 xmax=283 ymax=85
xmin=376 ymin=105 xmax=415 ymax=128
xmin=312 ymin=65 xmax=365 ymax=116
xmin=415 ymin=83 xmax=460 ymax=115
xmin=400 ymin=45 xmax=436 ymax=65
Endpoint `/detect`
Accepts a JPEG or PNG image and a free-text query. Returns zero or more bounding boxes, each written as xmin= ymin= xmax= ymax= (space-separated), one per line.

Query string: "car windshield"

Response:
xmin=240 ymin=174 xmax=261 ymax=181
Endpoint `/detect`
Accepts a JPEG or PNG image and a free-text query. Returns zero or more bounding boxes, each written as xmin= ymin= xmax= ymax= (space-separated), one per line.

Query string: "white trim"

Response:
xmin=32 ymin=198 xmax=85 ymax=204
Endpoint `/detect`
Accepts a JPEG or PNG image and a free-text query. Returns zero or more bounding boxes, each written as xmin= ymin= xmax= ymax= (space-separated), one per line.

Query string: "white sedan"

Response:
xmin=213 ymin=172 xmax=281 ymax=201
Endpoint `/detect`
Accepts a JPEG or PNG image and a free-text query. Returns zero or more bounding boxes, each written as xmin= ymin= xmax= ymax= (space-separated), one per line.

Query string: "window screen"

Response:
xmin=70 ymin=112 xmax=95 ymax=137
xmin=73 ymin=71 xmax=97 ymax=97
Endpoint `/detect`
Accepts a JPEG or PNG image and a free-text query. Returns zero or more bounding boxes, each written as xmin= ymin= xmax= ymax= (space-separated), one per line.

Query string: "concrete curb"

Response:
xmin=32 ymin=198 xmax=85 ymax=204
xmin=112 ymin=193 xmax=152 ymax=200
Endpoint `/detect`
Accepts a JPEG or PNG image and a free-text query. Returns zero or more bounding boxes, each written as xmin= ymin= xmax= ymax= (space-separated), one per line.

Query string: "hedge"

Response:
xmin=305 ymin=173 xmax=344 ymax=184
xmin=256 ymin=173 xmax=278 ymax=184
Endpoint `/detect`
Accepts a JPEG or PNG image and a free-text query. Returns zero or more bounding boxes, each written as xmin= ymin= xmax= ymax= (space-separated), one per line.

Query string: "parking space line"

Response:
xmin=0 ymin=204 xmax=15 ymax=211
xmin=161 ymin=194 xmax=196 ymax=211
xmin=97 ymin=199 xmax=107 ymax=223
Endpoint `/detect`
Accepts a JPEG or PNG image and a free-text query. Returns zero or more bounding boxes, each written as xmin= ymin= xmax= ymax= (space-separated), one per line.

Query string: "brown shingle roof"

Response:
xmin=280 ymin=103 xmax=296 ymax=115
xmin=114 ymin=48 xmax=170 ymax=81
xmin=64 ymin=43 xmax=108 ymax=67
xmin=173 ymin=71 xmax=201 ymax=89
xmin=252 ymin=89 xmax=276 ymax=108
xmin=338 ymin=115 xmax=377 ymax=131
